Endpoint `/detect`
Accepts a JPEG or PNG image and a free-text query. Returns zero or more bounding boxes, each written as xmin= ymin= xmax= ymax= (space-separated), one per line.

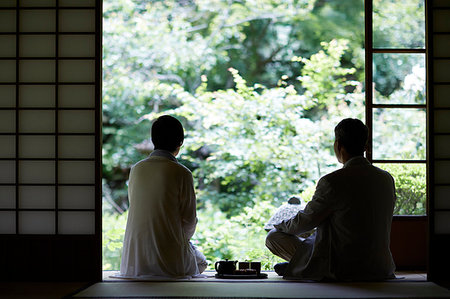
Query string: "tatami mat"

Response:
xmin=71 ymin=271 xmax=450 ymax=299
xmin=102 ymin=270 xmax=427 ymax=282
xmin=73 ymin=281 xmax=450 ymax=298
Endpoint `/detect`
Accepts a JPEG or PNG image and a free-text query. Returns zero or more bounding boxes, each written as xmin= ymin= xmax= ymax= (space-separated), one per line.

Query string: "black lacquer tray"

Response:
xmin=214 ymin=273 xmax=268 ymax=279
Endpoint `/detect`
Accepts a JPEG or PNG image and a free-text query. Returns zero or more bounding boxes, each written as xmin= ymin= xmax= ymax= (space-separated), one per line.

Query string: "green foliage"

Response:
xmin=193 ymin=200 xmax=284 ymax=271
xmin=143 ymin=40 xmax=362 ymax=215
xmin=103 ymin=211 xmax=128 ymax=270
xmin=102 ymin=0 xmax=427 ymax=270
xmin=294 ymin=39 xmax=357 ymax=108
xmin=373 ymin=0 xmax=425 ymax=49
xmin=373 ymin=0 xmax=425 ymax=96
xmin=376 ymin=164 xmax=426 ymax=215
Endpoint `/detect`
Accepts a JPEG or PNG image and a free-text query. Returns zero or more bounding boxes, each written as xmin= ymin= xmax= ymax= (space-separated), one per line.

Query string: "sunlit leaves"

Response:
xmin=143 ymin=40 xmax=363 ymax=213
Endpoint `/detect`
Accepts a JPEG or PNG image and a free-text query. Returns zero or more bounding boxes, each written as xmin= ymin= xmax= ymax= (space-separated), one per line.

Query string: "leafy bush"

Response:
xmin=102 ymin=200 xmax=284 ymax=271
xmin=193 ymin=200 xmax=284 ymax=270
xmin=143 ymin=40 xmax=362 ymax=215
xmin=103 ymin=210 xmax=128 ymax=270
xmin=376 ymin=164 xmax=426 ymax=215
xmin=101 ymin=0 xmax=427 ymax=271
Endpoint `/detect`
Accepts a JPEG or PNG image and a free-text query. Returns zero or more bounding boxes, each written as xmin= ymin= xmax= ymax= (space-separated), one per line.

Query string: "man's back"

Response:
xmin=281 ymin=156 xmax=396 ymax=281
xmin=321 ymin=156 xmax=396 ymax=280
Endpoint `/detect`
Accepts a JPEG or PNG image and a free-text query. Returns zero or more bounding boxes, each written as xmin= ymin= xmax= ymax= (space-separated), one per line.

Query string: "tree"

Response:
xmin=102 ymin=0 xmax=427 ymax=269
xmin=142 ymin=39 xmax=362 ymax=214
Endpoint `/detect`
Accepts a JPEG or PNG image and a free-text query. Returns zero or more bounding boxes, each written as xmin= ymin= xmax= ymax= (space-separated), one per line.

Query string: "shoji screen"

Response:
xmin=0 ymin=0 xmax=101 ymax=281
xmin=428 ymin=0 xmax=450 ymax=283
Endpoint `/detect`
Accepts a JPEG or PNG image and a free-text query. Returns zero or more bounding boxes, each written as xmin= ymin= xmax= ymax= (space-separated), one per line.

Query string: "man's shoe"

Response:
xmin=274 ymin=262 xmax=289 ymax=276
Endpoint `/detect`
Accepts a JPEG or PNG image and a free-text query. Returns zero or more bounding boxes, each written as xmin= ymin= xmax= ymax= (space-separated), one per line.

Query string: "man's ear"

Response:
xmin=363 ymin=140 xmax=368 ymax=153
xmin=335 ymin=139 xmax=341 ymax=151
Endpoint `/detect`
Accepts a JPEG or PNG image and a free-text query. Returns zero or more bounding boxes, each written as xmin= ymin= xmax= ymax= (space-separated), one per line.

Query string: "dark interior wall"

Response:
xmin=0 ymin=0 xmax=102 ymax=282
xmin=428 ymin=0 xmax=450 ymax=284
xmin=390 ymin=217 xmax=427 ymax=270
xmin=0 ymin=236 xmax=98 ymax=281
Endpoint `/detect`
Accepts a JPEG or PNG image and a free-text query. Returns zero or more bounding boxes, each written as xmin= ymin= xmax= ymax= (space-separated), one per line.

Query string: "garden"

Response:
xmin=102 ymin=0 xmax=426 ymax=271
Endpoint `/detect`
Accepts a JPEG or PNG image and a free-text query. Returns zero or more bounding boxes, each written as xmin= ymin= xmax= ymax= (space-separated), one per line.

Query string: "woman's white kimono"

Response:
xmin=119 ymin=150 xmax=205 ymax=279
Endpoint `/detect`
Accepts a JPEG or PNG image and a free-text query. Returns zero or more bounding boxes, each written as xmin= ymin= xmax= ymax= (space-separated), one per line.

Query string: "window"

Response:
xmin=365 ymin=0 xmax=426 ymax=215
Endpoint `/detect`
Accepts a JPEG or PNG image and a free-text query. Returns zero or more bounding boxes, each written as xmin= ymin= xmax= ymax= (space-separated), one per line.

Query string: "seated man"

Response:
xmin=266 ymin=118 xmax=396 ymax=281
xmin=120 ymin=115 xmax=207 ymax=278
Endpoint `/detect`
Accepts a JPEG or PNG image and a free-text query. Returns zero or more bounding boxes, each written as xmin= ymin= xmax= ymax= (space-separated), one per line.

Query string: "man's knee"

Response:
xmin=265 ymin=229 xmax=281 ymax=250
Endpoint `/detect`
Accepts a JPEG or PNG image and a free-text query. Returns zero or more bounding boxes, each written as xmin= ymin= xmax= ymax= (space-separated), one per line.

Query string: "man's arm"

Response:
xmin=181 ymin=172 xmax=197 ymax=240
xmin=274 ymin=177 xmax=333 ymax=235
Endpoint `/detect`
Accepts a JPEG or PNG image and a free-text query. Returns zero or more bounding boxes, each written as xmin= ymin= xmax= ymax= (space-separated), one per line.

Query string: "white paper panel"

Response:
xmin=19 ymin=10 xmax=56 ymax=32
xmin=59 ymin=186 xmax=95 ymax=209
xmin=0 ymin=161 xmax=15 ymax=184
xmin=19 ymin=60 xmax=55 ymax=83
xmin=19 ymin=211 xmax=55 ymax=234
xmin=59 ymin=9 xmax=95 ymax=32
xmin=0 ymin=60 xmax=16 ymax=82
xmin=59 ymin=60 xmax=95 ymax=82
xmin=434 ymin=9 xmax=450 ymax=32
xmin=19 ymin=85 xmax=55 ymax=107
xmin=434 ymin=0 xmax=450 ymax=7
xmin=58 ymin=110 xmax=94 ymax=133
xmin=435 ymin=211 xmax=450 ymax=234
xmin=435 ymin=186 xmax=450 ymax=210
xmin=0 ymin=136 xmax=15 ymax=158
xmin=435 ymin=161 xmax=450 ymax=184
xmin=0 ymin=35 xmax=15 ymax=57
xmin=434 ymin=60 xmax=450 ymax=83
xmin=435 ymin=135 xmax=450 ymax=159
xmin=19 ymin=161 xmax=55 ymax=184
xmin=19 ymin=186 xmax=55 ymax=209
xmin=20 ymin=0 xmax=56 ymax=6
xmin=0 ymin=85 xmax=15 ymax=107
xmin=0 ymin=1 xmax=16 ymax=7
xmin=19 ymin=135 xmax=55 ymax=158
xmin=0 ymin=212 xmax=15 ymax=234
xmin=19 ymin=35 xmax=56 ymax=57
xmin=0 ymin=111 xmax=15 ymax=133
xmin=434 ymin=110 xmax=450 ymax=133
xmin=59 ymin=0 xmax=95 ymax=6
xmin=0 ymin=186 xmax=15 ymax=209
xmin=59 ymin=35 xmax=95 ymax=57
xmin=0 ymin=11 xmax=16 ymax=32
xmin=434 ymin=35 xmax=450 ymax=58
xmin=434 ymin=85 xmax=450 ymax=108
xmin=19 ymin=110 xmax=55 ymax=133
xmin=58 ymin=161 xmax=94 ymax=184
xmin=58 ymin=211 xmax=94 ymax=234
xmin=59 ymin=85 xmax=95 ymax=108
xmin=59 ymin=136 xmax=95 ymax=158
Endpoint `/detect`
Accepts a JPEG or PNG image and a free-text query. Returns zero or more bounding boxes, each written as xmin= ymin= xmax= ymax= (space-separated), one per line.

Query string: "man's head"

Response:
xmin=334 ymin=118 xmax=368 ymax=163
xmin=151 ymin=115 xmax=184 ymax=153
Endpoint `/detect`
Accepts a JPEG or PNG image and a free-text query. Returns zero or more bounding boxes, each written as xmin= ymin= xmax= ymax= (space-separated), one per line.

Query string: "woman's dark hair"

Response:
xmin=334 ymin=118 xmax=368 ymax=156
xmin=151 ymin=115 xmax=184 ymax=152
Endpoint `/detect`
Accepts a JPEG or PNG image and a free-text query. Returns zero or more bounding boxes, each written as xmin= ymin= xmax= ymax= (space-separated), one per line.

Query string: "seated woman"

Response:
xmin=119 ymin=115 xmax=207 ymax=278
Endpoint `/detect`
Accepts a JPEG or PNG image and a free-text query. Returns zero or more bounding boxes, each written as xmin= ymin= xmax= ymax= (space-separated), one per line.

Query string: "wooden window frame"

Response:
xmin=365 ymin=0 xmax=427 ymax=270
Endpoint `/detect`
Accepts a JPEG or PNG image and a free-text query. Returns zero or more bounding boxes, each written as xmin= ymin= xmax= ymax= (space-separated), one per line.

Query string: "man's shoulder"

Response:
xmin=176 ymin=162 xmax=193 ymax=176
xmin=320 ymin=162 xmax=392 ymax=183
xmin=320 ymin=166 xmax=349 ymax=180
xmin=132 ymin=157 xmax=192 ymax=176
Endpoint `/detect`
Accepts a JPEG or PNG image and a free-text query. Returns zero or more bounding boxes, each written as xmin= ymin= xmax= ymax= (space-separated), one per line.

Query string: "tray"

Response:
xmin=215 ymin=273 xmax=268 ymax=279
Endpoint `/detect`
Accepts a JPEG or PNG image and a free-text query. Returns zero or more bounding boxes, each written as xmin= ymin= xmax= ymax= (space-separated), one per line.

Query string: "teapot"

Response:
xmin=215 ymin=259 xmax=237 ymax=274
